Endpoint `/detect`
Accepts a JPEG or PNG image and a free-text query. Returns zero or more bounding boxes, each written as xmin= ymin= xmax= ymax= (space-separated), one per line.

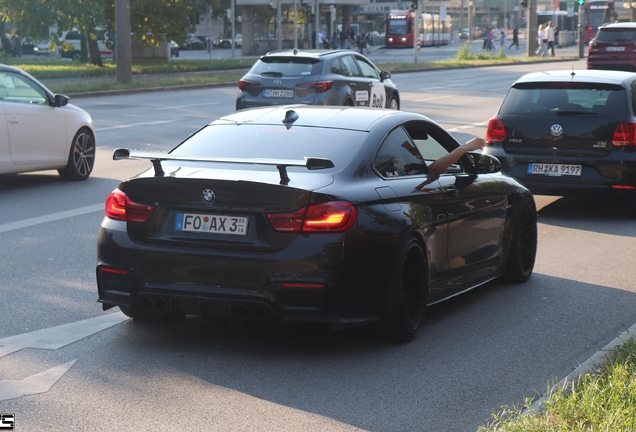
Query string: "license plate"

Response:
xmin=263 ymin=89 xmax=294 ymax=98
xmin=527 ymin=163 xmax=582 ymax=177
xmin=175 ymin=213 xmax=248 ymax=236
xmin=606 ymin=46 xmax=625 ymax=52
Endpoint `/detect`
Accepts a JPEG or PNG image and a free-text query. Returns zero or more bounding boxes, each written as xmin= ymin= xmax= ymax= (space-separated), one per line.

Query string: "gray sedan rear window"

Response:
xmin=250 ymin=57 xmax=322 ymax=77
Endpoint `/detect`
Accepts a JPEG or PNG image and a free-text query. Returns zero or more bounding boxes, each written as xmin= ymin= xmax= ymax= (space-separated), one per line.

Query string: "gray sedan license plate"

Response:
xmin=527 ymin=163 xmax=581 ymax=176
xmin=263 ymin=89 xmax=294 ymax=98
xmin=175 ymin=213 xmax=248 ymax=236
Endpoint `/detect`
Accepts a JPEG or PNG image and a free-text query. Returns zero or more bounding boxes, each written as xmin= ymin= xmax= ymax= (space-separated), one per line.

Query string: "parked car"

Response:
xmin=32 ymin=40 xmax=54 ymax=56
xmin=485 ymin=69 xmax=636 ymax=200
xmin=460 ymin=28 xmax=470 ymax=39
xmin=96 ymin=105 xmax=537 ymax=342
xmin=59 ymin=29 xmax=113 ymax=61
xmin=236 ymin=49 xmax=400 ymax=110
xmin=218 ymin=33 xmax=242 ymax=48
xmin=0 ymin=64 xmax=95 ymax=180
xmin=181 ymin=34 xmax=206 ymax=50
xmin=588 ymin=22 xmax=636 ymax=71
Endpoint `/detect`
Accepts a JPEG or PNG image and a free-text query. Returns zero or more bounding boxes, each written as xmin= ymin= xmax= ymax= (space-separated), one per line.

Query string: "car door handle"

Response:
xmin=349 ymin=83 xmax=356 ymax=87
xmin=8 ymin=116 xmax=17 ymax=124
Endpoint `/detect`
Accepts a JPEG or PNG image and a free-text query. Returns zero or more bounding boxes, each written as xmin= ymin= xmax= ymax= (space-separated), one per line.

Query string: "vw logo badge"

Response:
xmin=551 ymin=124 xmax=563 ymax=137
xmin=274 ymin=79 xmax=283 ymax=86
xmin=202 ymin=189 xmax=215 ymax=203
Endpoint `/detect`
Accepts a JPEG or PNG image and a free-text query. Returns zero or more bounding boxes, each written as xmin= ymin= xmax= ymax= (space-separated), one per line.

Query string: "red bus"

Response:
xmin=584 ymin=0 xmax=618 ymax=42
xmin=386 ymin=10 xmax=452 ymax=48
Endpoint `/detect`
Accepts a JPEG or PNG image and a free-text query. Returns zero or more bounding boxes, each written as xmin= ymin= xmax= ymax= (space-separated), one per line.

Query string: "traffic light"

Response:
xmin=577 ymin=0 xmax=584 ymax=5
xmin=411 ymin=1 xmax=417 ymax=10
xmin=521 ymin=0 xmax=527 ymax=7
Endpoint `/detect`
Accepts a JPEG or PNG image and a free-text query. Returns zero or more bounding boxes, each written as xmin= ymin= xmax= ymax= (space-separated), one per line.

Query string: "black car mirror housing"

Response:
xmin=471 ymin=152 xmax=502 ymax=174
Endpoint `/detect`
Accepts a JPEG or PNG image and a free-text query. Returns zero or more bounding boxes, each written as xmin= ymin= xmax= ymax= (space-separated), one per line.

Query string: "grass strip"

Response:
xmin=479 ymin=337 xmax=636 ymax=431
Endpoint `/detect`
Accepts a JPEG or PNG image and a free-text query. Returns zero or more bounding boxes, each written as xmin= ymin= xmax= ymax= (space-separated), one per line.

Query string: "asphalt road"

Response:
xmin=2 ymin=58 xmax=635 ymax=432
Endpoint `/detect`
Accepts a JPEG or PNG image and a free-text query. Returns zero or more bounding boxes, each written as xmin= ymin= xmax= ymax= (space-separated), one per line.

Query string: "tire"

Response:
xmin=72 ymin=52 xmax=81 ymax=62
xmin=58 ymin=128 xmax=95 ymax=181
xmin=388 ymin=95 xmax=399 ymax=110
xmin=383 ymin=237 xmax=428 ymax=342
xmin=505 ymin=197 xmax=537 ymax=283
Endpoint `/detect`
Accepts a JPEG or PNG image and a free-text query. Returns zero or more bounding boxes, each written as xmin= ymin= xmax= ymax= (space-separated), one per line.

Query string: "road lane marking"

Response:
xmin=415 ymin=95 xmax=455 ymax=102
xmin=96 ymin=119 xmax=179 ymax=131
xmin=0 ymin=312 xmax=129 ymax=358
xmin=0 ymin=204 xmax=104 ymax=234
xmin=156 ymin=102 xmax=221 ymax=110
xmin=0 ymin=360 xmax=78 ymax=401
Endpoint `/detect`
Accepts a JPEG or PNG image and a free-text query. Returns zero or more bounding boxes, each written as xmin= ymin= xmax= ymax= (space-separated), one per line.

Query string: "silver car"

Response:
xmin=236 ymin=49 xmax=400 ymax=111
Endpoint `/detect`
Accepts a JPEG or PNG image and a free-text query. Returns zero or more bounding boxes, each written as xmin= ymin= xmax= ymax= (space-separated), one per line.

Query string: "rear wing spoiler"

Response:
xmin=113 ymin=148 xmax=334 ymax=185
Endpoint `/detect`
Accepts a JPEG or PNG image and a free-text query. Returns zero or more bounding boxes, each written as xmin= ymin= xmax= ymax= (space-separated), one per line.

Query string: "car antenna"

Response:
xmin=282 ymin=109 xmax=299 ymax=130
xmin=571 ymin=66 xmax=575 ymax=78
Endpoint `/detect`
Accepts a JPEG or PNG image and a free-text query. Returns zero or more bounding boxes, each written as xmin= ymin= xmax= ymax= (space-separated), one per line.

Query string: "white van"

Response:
xmin=59 ymin=30 xmax=113 ymax=61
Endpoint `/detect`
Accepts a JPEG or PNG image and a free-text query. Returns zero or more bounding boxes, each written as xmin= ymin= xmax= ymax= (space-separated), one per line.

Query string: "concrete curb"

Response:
xmin=531 ymin=321 xmax=636 ymax=413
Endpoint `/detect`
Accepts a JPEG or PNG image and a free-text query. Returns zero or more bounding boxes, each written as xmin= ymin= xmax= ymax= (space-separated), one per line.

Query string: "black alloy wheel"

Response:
xmin=384 ymin=237 xmax=428 ymax=342
xmin=505 ymin=198 xmax=537 ymax=283
xmin=58 ymin=128 xmax=95 ymax=180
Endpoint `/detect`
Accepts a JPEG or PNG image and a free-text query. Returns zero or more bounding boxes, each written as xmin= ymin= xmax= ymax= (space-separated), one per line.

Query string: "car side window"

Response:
xmin=340 ymin=56 xmax=361 ymax=77
xmin=356 ymin=59 xmax=380 ymax=79
xmin=0 ymin=72 xmax=48 ymax=105
xmin=404 ymin=124 xmax=466 ymax=174
xmin=374 ymin=127 xmax=428 ymax=178
xmin=330 ymin=58 xmax=345 ymax=76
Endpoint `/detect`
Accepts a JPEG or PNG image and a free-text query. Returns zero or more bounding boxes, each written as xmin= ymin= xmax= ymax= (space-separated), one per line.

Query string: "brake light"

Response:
xmin=238 ymin=79 xmax=260 ymax=91
xmin=486 ymin=118 xmax=507 ymax=143
xmin=105 ymin=188 xmax=156 ymax=223
xmin=297 ymin=81 xmax=334 ymax=93
xmin=267 ymin=201 xmax=357 ymax=233
xmin=612 ymin=122 xmax=636 ymax=146
xmin=100 ymin=267 xmax=129 ymax=275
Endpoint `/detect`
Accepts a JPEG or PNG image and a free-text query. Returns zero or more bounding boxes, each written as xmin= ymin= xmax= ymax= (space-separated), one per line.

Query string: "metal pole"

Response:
xmin=277 ymin=0 xmax=282 ymax=49
xmin=115 ymin=0 xmax=132 ymax=83
xmin=294 ymin=0 xmax=298 ymax=49
xmin=231 ymin=0 xmax=236 ymax=58
xmin=315 ymin=0 xmax=319 ymax=48
xmin=578 ymin=2 xmax=585 ymax=58
xmin=527 ymin=0 xmax=538 ymax=56
xmin=414 ymin=6 xmax=419 ymax=63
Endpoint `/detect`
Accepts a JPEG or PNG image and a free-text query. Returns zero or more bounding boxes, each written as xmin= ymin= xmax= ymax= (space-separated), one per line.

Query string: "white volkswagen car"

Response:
xmin=0 ymin=64 xmax=95 ymax=180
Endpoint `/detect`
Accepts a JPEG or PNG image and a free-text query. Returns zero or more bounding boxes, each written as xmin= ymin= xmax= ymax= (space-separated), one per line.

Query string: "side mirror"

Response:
xmin=471 ymin=152 xmax=502 ymax=174
xmin=380 ymin=71 xmax=391 ymax=81
xmin=54 ymin=94 xmax=69 ymax=107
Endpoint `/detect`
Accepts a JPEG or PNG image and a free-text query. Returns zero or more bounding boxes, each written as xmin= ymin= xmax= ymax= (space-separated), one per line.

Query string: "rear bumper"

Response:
xmin=487 ymin=148 xmax=636 ymax=196
xmin=96 ymin=223 xmax=383 ymax=325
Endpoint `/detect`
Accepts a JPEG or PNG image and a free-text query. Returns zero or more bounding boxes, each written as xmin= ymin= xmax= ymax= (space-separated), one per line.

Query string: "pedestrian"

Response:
xmin=554 ymin=26 xmax=560 ymax=48
xmin=536 ymin=24 xmax=548 ymax=57
xmin=357 ymin=31 xmax=369 ymax=55
xmin=500 ymin=28 xmax=506 ymax=48
xmin=340 ymin=28 xmax=351 ymax=49
xmin=547 ymin=21 xmax=555 ymax=56
xmin=486 ymin=28 xmax=494 ymax=51
xmin=482 ymin=27 xmax=489 ymax=50
xmin=317 ymin=29 xmax=324 ymax=49
xmin=509 ymin=25 xmax=519 ymax=49
xmin=331 ymin=32 xmax=339 ymax=50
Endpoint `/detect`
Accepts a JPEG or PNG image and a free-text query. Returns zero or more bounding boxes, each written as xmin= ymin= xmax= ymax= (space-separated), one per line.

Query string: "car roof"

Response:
xmin=216 ymin=105 xmax=425 ymax=131
xmin=599 ymin=22 xmax=636 ymax=30
xmin=514 ymin=69 xmax=636 ymax=86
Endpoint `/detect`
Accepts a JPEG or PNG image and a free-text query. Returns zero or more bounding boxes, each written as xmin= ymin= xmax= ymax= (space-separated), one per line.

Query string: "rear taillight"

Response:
xmin=238 ymin=79 xmax=260 ymax=91
xmin=297 ymin=81 xmax=334 ymax=93
xmin=612 ymin=122 xmax=636 ymax=147
xmin=267 ymin=201 xmax=357 ymax=233
xmin=105 ymin=188 xmax=156 ymax=223
xmin=486 ymin=118 xmax=507 ymax=143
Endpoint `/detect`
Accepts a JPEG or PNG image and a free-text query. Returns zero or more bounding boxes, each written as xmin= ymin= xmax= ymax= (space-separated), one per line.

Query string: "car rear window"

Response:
xmin=170 ymin=124 xmax=366 ymax=171
xmin=499 ymin=82 xmax=627 ymax=117
xmin=250 ymin=57 xmax=322 ymax=77
xmin=596 ymin=28 xmax=636 ymax=43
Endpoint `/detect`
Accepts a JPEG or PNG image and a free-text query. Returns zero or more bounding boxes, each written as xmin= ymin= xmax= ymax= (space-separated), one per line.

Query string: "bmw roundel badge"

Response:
xmin=202 ymin=189 xmax=216 ymax=203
